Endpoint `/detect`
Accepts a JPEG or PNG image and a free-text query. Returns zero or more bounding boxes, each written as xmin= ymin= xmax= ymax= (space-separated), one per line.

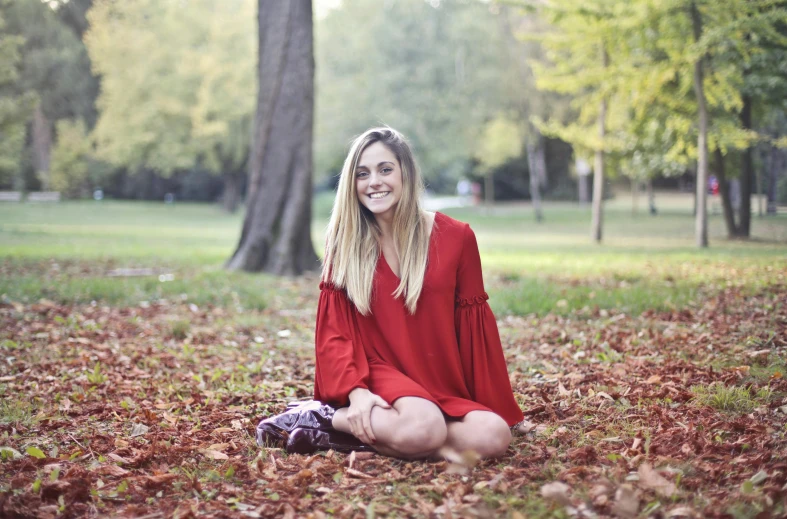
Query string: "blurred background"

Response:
xmin=0 ymin=0 xmax=785 ymax=311
xmin=1 ymin=0 xmax=784 ymax=211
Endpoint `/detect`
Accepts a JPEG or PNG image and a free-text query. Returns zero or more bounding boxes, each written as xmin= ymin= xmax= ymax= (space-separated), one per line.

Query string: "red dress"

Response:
xmin=313 ymin=212 xmax=524 ymax=427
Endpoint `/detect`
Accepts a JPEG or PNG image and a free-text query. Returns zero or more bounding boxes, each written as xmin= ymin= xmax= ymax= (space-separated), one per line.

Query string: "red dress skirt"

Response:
xmin=313 ymin=212 xmax=524 ymax=427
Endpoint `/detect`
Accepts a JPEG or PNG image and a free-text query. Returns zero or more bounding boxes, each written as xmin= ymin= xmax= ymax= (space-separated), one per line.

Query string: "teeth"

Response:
xmin=370 ymin=192 xmax=389 ymax=199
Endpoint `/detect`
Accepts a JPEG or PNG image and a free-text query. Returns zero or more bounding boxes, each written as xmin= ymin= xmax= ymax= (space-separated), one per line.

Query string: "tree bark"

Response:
xmin=739 ymin=94 xmax=753 ymax=236
xmin=591 ymin=47 xmax=609 ymax=243
xmin=691 ymin=2 xmax=708 ymax=248
xmin=31 ymin=102 xmax=52 ymax=191
xmin=221 ymin=170 xmax=242 ymax=213
xmin=714 ymin=148 xmax=739 ymax=238
xmin=485 ymin=171 xmax=494 ymax=209
xmin=226 ymin=0 xmax=318 ymax=274
xmin=647 ymin=178 xmax=657 ymax=215
xmin=767 ymin=146 xmax=781 ymax=214
xmin=526 ymin=138 xmax=544 ymax=223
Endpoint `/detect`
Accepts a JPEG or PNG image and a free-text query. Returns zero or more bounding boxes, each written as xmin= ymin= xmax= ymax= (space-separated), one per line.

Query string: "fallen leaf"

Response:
xmin=0 ymin=446 xmax=23 ymax=460
xmin=129 ymin=423 xmax=149 ymax=438
xmin=645 ymin=375 xmax=662 ymax=384
xmin=611 ymin=484 xmax=639 ymax=518
xmin=513 ymin=420 xmax=537 ymax=434
xmin=201 ymin=449 xmax=229 ymax=460
xmin=107 ymin=453 xmax=131 ymax=464
xmin=638 ymin=463 xmax=677 ymax=497
xmin=541 ymin=481 xmax=571 ymax=506
xmin=97 ymin=464 xmax=129 ymax=477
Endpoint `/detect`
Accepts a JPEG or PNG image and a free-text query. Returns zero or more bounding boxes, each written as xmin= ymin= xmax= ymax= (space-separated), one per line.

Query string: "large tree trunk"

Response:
xmin=31 ymin=103 xmax=52 ymax=191
xmin=526 ymin=138 xmax=544 ymax=223
xmin=226 ymin=0 xmax=318 ymax=274
xmin=591 ymin=47 xmax=609 ymax=243
xmin=691 ymin=2 xmax=708 ymax=248
xmin=739 ymin=94 xmax=753 ymax=236
xmin=714 ymin=148 xmax=739 ymax=238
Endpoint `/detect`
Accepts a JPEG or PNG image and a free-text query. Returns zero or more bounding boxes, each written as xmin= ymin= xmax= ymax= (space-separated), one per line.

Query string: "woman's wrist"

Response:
xmin=348 ymin=387 xmax=369 ymax=402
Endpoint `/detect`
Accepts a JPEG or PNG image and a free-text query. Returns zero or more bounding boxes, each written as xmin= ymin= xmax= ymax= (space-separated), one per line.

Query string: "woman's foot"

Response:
xmin=285 ymin=427 xmax=375 ymax=455
xmin=255 ymin=401 xmax=336 ymax=446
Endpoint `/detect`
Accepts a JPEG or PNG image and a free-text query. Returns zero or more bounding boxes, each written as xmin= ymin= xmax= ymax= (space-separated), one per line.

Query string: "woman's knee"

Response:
xmin=458 ymin=413 xmax=512 ymax=458
xmin=479 ymin=423 xmax=511 ymax=458
xmin=390 ymin=403 xmax=447 ymax=455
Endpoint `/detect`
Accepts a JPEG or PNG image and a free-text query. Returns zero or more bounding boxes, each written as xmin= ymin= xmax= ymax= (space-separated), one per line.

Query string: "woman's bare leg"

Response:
xmin=443 ymin=410 xmax=511 ymax=459
xmin=332 ymin=397 xmax=447 ymax=459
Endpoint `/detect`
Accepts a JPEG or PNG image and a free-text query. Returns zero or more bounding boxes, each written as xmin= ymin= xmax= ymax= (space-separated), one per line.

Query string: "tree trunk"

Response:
xmin=32 ymin=102 xmax=52 ymax=191
xmin=221 ymin=170 xmax=242 ymax=213
xmin=526 ymin=139 xmax=544 ymax=223
xmin=647 ymin=178 xmax=657 ymax=215
xmin=485 ymin=171 xmax=494 ymax=209
xmin=631 ymin=179 xmax=639 ymax=216
xmin=767 ymin=146 xmax=780 ymax=214
xmin=226 ymin=0 xmax=318 ymax=274
xmin=691 ymin=2 xmax=708 ymax=248
xmin=591 ymin=47 xmax=609 ymax=243
xmin=739 ymin=94 xmax=753 ymax=236
xmin=714 ymin=148 xmax=738 ymax=238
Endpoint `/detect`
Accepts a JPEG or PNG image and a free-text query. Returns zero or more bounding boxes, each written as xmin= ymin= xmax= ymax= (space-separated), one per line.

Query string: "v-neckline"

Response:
xmin=381 ymin=212 xmax=440 ymax=281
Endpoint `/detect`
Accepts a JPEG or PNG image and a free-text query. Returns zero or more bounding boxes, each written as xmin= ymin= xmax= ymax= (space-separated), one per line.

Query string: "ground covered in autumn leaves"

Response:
xmin=1 ymin=275 xmax=786 ymax=518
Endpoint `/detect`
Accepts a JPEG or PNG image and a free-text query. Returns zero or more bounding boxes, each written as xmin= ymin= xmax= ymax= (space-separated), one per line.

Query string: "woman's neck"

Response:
xmin=375 ymin=214 xmax=395 ymax=241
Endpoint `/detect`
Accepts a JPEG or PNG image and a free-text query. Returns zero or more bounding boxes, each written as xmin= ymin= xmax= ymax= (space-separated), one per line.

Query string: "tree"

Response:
xmin=85 ymin=0 xmax=255 ymax=211
xmin=314 ymin=0 xmax=519 ymax=187
xmin=475 ymin=115 xmax=523 ymax=208
xmin=528 ymin=0 xmax=628 ymax=243
xmin=226 ymin=0 xmax=318 ymax=275
xmin=1 ymin=0 xmax=95 ymax=190
xmin=0 ymin=6 xmax=34 ymax=189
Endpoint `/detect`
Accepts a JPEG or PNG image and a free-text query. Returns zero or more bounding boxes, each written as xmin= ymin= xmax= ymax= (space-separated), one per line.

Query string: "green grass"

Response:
xmin=690 ymin=382 xmax=774 ymax=413
xmin=1 ymin=192 xmax=785 ymax=315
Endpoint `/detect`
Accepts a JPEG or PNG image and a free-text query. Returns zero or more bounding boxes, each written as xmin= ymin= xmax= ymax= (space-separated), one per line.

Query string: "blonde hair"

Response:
xmin=322 ymin=127 xmax=430 ymax=315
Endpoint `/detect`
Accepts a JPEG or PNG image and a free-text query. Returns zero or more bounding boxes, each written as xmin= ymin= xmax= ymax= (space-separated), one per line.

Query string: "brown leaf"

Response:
xmin=97 ymin=464 xmax=129 ymax=477
xmin=638 ymin=463 xmax=677 ymax=497
xmin=540 ymin=481 xmax=571 ymax=506
xmin=645 ymin=375 xmax=662 ymax=384
xmin=201 ymin=449 xmax=229 ymax=460
xmin=142 ymin=473 xmax=178 ymax=488
xmin=346 ymin=467 xmax=373 ymax=479
xmin=611 ymin=484 xmax=639 ymax=518
xmin=107 ymin=453 xmax=131 ymax=464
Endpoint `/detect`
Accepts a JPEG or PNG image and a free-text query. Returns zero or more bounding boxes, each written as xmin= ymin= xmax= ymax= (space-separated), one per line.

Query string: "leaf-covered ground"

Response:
xmin=1 ymin=276 xmax=786 ymax=518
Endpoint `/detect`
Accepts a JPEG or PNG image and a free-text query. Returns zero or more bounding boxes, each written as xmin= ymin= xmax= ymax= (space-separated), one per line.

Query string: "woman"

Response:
xmin=258 ymin=127 xmax=523 ymax=459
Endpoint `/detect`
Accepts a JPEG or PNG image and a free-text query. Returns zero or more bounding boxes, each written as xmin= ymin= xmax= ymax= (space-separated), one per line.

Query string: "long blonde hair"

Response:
xmin=322 ymin=127 xmax=430 ymax=315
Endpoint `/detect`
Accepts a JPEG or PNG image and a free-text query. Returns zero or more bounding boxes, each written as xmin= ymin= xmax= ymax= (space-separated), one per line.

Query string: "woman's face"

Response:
xmin=355 ymin=141 xmax=403 ymax=221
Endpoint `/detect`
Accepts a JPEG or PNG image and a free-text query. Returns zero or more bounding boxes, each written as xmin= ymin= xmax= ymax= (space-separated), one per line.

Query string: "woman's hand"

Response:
xmin=346 ymin=388 xmax=391 ymax=444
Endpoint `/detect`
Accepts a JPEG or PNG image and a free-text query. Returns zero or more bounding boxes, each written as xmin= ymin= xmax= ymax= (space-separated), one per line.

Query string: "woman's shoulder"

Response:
xmin=434 ymin=212 xmax=472 ymax=239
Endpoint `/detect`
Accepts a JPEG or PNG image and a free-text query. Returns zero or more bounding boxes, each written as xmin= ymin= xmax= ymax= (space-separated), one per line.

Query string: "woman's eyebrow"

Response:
xmin=357 ymin=161 xmax=394 ymax=170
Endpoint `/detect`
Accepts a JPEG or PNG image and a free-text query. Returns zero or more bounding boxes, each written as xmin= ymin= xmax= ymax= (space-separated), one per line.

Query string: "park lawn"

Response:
xmin=0 ymin=193 xmax=785 ymax=317
xmin=1 ymin=195 xmax=786 ymax=518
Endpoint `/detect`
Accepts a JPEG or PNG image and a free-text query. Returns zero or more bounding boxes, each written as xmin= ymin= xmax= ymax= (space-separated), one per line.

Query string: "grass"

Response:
xmin=1 ymin=191 xmax=785 ymax=316
xmin=690 ymin=382 xmax=774 ymax=413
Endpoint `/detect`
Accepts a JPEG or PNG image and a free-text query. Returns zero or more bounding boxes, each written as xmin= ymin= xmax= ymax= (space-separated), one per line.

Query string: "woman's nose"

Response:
xmin=369 ymin=172 xmax=383 ymax=187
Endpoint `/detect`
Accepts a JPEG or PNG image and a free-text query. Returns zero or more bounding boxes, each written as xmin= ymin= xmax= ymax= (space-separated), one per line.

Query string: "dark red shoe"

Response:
xmin=285 ymin=427 xmax=376 ymax=455
xmin=256 ymin=401 xmax=336 ymax=447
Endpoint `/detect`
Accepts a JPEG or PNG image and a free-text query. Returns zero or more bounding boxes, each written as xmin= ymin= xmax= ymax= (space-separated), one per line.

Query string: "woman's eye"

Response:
xmin=381 ymin=168 xmax=392 ymax=174
xmin=356 ymin=171 xmax=368 ymax=178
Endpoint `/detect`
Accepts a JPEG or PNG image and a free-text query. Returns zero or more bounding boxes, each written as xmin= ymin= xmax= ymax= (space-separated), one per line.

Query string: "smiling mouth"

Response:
xmin=369 ymin=192 xmax=390 ymax=200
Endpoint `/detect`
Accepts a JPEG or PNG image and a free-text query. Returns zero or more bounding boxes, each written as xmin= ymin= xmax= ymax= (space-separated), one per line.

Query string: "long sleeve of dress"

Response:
xmin=454 ymin=225 xmax=524 ymax=426
xmin=313 ymin=282 xmax=370 ymax=407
